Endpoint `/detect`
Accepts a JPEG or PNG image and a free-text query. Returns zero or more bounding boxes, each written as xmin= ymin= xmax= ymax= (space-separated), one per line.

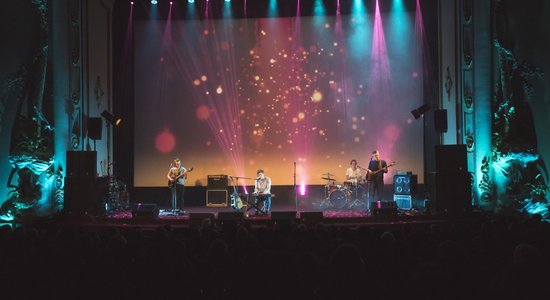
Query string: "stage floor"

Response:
xmin=65 ymin=204 xmax=464 ymax=229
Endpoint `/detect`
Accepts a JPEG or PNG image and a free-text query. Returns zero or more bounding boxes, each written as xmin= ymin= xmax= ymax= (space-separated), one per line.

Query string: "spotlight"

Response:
xmin=130 ymin=1 xmax=134 ymax=4
xmin=225 ymin=0 xmax=231 ymax=2
xmin=170 ymin=1 xmax=173 ymax=4
xmin=101 ymin=110 xmax=123 ymax=126
xmin=410 ymin=104 xmax=430 ymax=120
xmin=151 ymin=0 xmax=158 ymax=4
xmin=188 ymin=0 xmax=195 ymax=3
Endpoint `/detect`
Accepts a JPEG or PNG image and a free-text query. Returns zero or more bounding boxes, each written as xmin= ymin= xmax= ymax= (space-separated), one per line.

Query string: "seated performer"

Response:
xmin=166 ymin=158 xmax=188 ymax=214
xmin=345 ymin=159 xmax=363 ymax=185
xmin=253 ymin=169 xmax=272 ymax=214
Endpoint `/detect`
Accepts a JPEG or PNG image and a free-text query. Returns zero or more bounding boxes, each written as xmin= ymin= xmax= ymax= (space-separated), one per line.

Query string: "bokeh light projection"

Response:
xmin=134 ymin=10 xmax=424 ymax=187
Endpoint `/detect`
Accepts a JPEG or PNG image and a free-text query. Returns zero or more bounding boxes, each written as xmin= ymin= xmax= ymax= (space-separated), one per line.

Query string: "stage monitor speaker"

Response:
xmin=435 ymin=171 xmax=471 ymax=214
xmin=435 ymin=144 xmax=467 ymax=173
xmin=434 ymin=109 xmax=448 ymax=133
xmin=218 ymin=211 xmax=244 ymax=221
xmin=393 ymin=174 xmax=417 ymax=195
xmin=64 ymin=177 xmax=106 ymax=215
xmin=300 ymin=211 xmax=323 ymax=224
xmin=371 ymin=201 xmax=397 ymax=217
xmin=207 ymin=175 xmax=228 ymax=190
xmin=206 ymin=190 xmax=228 ymax=207
xmin=394 ymin=195 xmax=412 ymax=210
xmin=87 ymin=117 xmax=102 ymax=140
xmin=131 ymin=203 xmax=159 ymax=219
xmin=271 ymin=211 xmax=297 ymax=221
xmin=66 ymin=151 xmax=97 ymax=178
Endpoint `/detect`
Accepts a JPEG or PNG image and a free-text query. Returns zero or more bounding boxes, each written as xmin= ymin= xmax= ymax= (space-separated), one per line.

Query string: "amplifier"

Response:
xmin=393 ymin=174 xmax=417 ymax=195
xmin=394 ymin=195 xmax=412 ymax=210
xmin=207 ymin=189 xmax=228 ymax=207
xmin=207 ymin=175 xmax=228 ymax=190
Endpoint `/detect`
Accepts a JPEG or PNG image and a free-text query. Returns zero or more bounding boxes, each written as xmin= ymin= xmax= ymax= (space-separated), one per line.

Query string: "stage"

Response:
xmin=55 ymin=203 xmax=480 ymax=230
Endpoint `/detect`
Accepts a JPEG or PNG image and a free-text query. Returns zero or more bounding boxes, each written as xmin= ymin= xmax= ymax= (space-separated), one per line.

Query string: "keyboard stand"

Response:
xmin=246 ymin=194 xmax=275 ymax=216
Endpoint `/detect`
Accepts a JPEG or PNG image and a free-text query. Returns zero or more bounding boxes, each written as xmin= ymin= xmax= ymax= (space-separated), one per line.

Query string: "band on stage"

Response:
xmin=166 ymin=149 xmax=392 ymax=214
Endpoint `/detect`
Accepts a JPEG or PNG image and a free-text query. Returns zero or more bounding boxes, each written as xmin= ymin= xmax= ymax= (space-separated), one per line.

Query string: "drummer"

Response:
xmin=345 ymin=159 xmax=363 ymax=187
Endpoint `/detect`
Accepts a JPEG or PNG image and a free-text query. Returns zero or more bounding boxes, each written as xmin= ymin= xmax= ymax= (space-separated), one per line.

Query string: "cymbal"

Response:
xmin=321 ymin=172 xmax=334 ymax=176
xmin=321 ymin=177 xmax=336 ymax=181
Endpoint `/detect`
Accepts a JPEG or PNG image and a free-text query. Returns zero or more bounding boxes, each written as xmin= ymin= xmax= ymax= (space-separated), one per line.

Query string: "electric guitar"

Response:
xmin=168 ymin=167 xmax=194 ymax=189
xmin=366 ymin=161 xmax=397 ymax=181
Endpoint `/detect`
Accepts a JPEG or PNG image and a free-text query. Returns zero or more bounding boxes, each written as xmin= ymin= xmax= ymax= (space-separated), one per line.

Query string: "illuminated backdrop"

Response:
xmin=134 ymin=9 xmax=424 ymax=187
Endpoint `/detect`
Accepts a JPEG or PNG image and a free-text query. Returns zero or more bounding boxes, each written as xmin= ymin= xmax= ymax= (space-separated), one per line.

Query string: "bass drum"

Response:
xmin=329 ymin=189 xmax=350 ymax=209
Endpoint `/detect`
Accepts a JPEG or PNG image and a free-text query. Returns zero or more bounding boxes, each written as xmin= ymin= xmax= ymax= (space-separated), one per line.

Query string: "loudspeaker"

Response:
xmin=218 ymin=211 xmax=243 ymax=221
xmin=434 ymin=109 xmax=448 ymax=132
xmin=371 ymin=201 xmax=397 ymax=216
xmin=435 ymin=171 xmax=471 ymax=214
xmin=271 ymin=211 xmax=297 ymax=221
xmin=435 ymin=144 xmax=467 ymax=173
xmin=131 ymin=203 xmax=159 ymax=219
xmin=64 ymin=177 xmax=106 ymax=215
xmin=207 ymin=175 xmax=228 ymax=190
xmin=87 ymin=117 xmax=102 ymax=140
xmin=300 ymin=211 xmax=323 ymax=224
xmin=393 ymin=174 xmax=418 ymax=195
xmin=206 ymin=190 xmax=228 ymax=207
xmin=66 ymin=151 xmax=97 ymax=178
xmin=394 ymin=195 xmax=412 ymax=210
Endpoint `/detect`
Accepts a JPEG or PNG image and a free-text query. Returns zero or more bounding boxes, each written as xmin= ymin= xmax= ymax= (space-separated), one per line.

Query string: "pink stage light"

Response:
xmin=300 ymin=182 xmax=306 ymax=196
xmin=155 ymin=129 xmax=176 ymax=153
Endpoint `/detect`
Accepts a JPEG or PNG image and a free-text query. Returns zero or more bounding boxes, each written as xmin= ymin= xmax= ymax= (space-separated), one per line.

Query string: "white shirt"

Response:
xmin=345 ymin=167 xmax=362 ymax=183
xmin=254 ymin=177 xmax=271 ymax=194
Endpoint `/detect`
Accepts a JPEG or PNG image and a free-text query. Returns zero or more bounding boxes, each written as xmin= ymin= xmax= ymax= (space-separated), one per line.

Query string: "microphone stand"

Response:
xmin=294 ymin=162 xmax=298 ymax=211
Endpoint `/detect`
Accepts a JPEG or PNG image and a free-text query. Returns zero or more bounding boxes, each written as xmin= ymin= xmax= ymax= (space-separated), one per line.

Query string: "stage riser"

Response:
xmin=132 ymin=184 xmax=425 ymax=208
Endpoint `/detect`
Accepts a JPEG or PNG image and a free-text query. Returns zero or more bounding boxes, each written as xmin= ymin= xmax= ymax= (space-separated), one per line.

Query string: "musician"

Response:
xmin=345 ymin=159 xmax=363 ymax=185
xmin=253 ymin=169 xmax=272 ymax=214
xmin=166 ymin=158 xmax=188 ymax=213
xmin=366 ymin=150 xmax=388 ymax=202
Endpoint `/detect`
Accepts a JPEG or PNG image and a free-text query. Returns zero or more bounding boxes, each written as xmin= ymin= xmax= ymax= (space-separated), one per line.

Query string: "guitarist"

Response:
xmin=166 ymin=158 xmax=188 ymax=214
xmin=366 ymin=150 xmax=388 ymax=202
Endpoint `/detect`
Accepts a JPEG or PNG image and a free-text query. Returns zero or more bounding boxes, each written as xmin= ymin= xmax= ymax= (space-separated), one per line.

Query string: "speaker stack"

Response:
xmin=393 ymin=173 xmax=418 ymax=210
xmin=434 ymin=145 xmax=472 ymax=214
xmin=64 ymin=151 xmax=106 ymax=215
xmin=206 ymin=175 xmax=228 ymax=207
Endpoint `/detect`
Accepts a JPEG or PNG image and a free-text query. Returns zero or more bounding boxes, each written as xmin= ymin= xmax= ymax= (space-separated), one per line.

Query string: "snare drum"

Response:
xmin=343 ymin=180 xmax=355 ymax=189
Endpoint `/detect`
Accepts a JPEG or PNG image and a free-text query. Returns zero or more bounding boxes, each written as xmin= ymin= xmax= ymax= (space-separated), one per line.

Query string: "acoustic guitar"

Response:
xmin=168 ymin=167 xmax=194 ymax=189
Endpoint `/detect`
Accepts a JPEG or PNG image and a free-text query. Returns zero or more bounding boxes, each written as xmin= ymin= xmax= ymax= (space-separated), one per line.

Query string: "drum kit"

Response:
xmin=320 ymin=173 xmax=369 ymax=210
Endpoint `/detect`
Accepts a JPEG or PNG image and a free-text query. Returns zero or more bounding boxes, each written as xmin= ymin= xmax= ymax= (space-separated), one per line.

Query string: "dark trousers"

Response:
xmin=170 ymin=184 xmax=185 ymax=211
xmin=370 ymin=180 xmax=384 ymax=202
